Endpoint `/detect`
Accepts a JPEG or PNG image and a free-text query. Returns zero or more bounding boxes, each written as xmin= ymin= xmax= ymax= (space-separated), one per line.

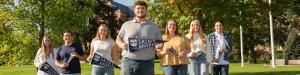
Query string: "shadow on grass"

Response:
xmin=230 ymin=71 xmax=300 ymax=75
xmin=154 ymin=60 xmax=160 ymax=63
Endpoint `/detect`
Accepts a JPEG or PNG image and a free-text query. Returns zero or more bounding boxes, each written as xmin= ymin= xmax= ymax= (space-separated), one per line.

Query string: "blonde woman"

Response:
xmin=34 ymin=36 xmax=58 ymax=75
xmin=157 ymin=19 xmax=190 ymax=75
xmin=186 ymin=20 xmax=212 ymax=75
xmin=87 ymin=24 xmax=119 ymax=75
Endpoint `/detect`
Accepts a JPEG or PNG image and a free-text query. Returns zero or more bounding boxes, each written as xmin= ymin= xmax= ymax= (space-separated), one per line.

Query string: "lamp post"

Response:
xmin=240 ymin=25 xmax=244 ymax=67
xmin=269 ymin=0 xmax=276 ymax=68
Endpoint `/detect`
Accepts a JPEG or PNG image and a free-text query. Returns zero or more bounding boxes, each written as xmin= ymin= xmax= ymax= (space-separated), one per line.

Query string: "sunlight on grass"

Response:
xmin=0 ymin=62 xmax=300 ymax=75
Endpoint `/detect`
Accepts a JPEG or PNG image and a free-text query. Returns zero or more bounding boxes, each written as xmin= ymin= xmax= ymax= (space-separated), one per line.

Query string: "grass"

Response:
xmin=0 ymin=61 xmax=300 ymax=75
xmin=229 ymin=63 xmax=300 ymax=75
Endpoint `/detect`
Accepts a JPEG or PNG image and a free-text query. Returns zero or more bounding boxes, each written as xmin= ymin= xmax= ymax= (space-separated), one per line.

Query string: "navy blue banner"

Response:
xmin=91 ymin=53 xmax=120 ymax=69
xmin=128 ymin=38 xmax=167 ymax=52
xmin=198 ymin=53 xmax=206 ymax=63
xmin=39 ymin=62 xmax=59 ymax=75
xmin=168 ymin=47 xmax=176 ymax=54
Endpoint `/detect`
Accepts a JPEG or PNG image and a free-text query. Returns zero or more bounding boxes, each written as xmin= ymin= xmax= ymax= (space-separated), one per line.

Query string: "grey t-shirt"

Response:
xmin=118 ymin=19 xmax=162 ymax=60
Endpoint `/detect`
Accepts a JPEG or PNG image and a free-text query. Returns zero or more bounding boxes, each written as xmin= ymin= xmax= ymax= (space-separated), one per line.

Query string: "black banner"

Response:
xmin=198 ymin=53 xmax=206 ymax=62
xmin=128 ymin=38 xmax=167 ymax=52
xmin=91 ymin=53 xmax=120 ymax=69
xmin=168 ymin=47 xmax=176 ymax=54
xmin=39 ymin=62 xmax=59 ymax=75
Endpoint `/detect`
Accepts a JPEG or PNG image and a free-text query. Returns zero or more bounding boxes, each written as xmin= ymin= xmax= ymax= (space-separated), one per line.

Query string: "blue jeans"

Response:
xmin=120 ymin=57 xmax=154 ymax=75
xmin=211 ymin=64 xmax=229 ymax=75
xmin=59 ymin=73 xmax=80 ymax=75
xmin=162 ymin=64 xmax=188 ymax=75
xmin=188 ymin=62 xmax=209 ymax=75
xmin=91 ymin=65 xmax=114 ymax=75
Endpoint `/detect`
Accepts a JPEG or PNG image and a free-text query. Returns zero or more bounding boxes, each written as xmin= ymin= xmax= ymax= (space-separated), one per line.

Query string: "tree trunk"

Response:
xmin=39 ymin=0 xmax=45 ymax=44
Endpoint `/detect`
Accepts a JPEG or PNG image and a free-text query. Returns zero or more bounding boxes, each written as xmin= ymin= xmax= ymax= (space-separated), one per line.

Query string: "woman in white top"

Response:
xmin=34 ymin=36 xmax=58 ymax=75
xmin=87 ymin=24 xmax=119 ymax=75
xmin=186 ymin=20 xmax=212 ymax=75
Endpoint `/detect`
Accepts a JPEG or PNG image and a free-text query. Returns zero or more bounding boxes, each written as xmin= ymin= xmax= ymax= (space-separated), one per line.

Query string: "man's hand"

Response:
xmin=221 ymin=48 xmax=228 ymax=53
xmin=61 ymin=64 xmax=69 ymax=69
xmin=212 ymin=59 xmax=220 ymax=63
xmin=55 ymin=60 xmax=69 ymax=69
xmin=155 ymin=43 xmax=164 ymax=49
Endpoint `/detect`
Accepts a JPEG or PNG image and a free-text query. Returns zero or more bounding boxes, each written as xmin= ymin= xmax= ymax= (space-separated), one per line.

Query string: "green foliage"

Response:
xmin=16 ymin=0 xmax=93 ymax=46
xmin=0 ymin=0 xmax=120 ymax=66
xmin=284 ymin=29 xmax=300 ymax=60
xmin=148 ymin=0 xmax=300 ymax=63
xmin=0 ymin=0 xmax=95 ymax=66
xmin=0 ymin=24 xmax=39 ymax=66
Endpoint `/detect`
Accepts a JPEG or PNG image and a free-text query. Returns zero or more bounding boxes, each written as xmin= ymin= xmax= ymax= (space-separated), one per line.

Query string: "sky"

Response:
xmin=114 ymin=0 xmax=155 ymax=6
xmin=114 ymin=0 xmax=135 ymax=6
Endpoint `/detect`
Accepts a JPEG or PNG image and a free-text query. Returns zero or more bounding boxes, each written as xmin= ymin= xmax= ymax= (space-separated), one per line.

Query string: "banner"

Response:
xmin=39 ymin=62 xmax=59 ymax=75
xmin=197 ymin=53 xmax=206 ymax=63
xmin=67 ymin=53 xmax=75 ymax=63
xmin=91 ymin=53 xmax=120 ymax=69
xmin=168 ymin=47 xmax=176 ymax=54
xmin=128 ymin=38 xmax=167 ymax=52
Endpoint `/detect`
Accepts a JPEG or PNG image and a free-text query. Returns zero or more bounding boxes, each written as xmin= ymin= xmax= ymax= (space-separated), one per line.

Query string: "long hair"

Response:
xmin=164 ymin=19 xmax=181 ymax=37
xmin=187 ymin=20 xmax=207 ymax=47
xmin=94 ymin=23 xmax=112 ymax=40
xmin=40 ymin=36 xmax=54 ymax=58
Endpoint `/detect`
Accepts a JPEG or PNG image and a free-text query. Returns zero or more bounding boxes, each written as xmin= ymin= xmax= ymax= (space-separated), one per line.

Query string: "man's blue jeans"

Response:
xmin=120 ymin=57 xmax=154 ymax=75
xmin=211 ymin=64 xmax=229 ymax=75
xmin=162 ymin=64 xmax=188 ymax=75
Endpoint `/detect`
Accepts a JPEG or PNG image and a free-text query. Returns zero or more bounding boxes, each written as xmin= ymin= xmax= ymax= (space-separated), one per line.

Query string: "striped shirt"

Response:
xmin=208 ymin=32 xmax=232 ymax=65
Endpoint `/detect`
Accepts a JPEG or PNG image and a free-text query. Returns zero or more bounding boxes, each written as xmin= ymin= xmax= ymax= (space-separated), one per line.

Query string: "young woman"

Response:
xmin=87 ymin=24 xmax=119 ymax=75
xmin=157 ymin=19 xmax=190 ymax=75
xmin=34 ymin=36 xmax=58 ymax=75
xmin=186 ymin=20 xmax=212 ymax=75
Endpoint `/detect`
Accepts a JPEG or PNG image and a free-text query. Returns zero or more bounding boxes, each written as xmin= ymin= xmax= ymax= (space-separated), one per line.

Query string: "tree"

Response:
xmin=0 ymin=0 xmax=122 ymax=66
xmin=148 ymin=0 xmax=299 ymax=63
xmin=0 ymin=0 xmax=94 ymax=66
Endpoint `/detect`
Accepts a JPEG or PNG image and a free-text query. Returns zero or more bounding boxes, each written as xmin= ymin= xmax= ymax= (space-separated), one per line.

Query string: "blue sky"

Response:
xmin=114 ymin=0 xmax=155 ymax=6
xmin=114 ymin=0 xmax=135 ymax=6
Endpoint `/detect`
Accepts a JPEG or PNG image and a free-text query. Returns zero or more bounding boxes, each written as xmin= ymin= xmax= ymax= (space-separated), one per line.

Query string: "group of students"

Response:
xmin=34 ymin=1 xmax=232 ymax=75
xmin=153 ymin=19 xmax=232 ymax=75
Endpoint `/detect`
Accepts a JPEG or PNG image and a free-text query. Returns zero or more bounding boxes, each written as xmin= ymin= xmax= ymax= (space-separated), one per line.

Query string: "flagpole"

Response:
xmin=269 ymin=0 xmax=276 ymax=68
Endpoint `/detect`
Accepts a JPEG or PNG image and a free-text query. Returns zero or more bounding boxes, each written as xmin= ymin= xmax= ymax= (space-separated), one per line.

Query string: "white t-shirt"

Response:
xmin=91 ymin=39 xmax=115 ymax=66
xmin=188 ymin=33 xmax=202 ymax=57
xmin=215 ymin=32 xmax=229 ymax=65
xmin=34 ymin=48 xmax=58 ymax=75
xmin=192 ymin=33 xmax=202 ymax=52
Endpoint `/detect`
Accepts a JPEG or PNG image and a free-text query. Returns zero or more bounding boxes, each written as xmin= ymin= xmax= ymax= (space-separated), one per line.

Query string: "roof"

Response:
xmin=112 ymin=1 xmax=135 ymax=17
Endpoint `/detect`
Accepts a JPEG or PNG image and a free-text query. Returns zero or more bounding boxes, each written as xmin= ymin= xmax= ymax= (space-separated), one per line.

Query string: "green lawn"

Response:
xmin=0 ymin=62 xmax=300 ymax=75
